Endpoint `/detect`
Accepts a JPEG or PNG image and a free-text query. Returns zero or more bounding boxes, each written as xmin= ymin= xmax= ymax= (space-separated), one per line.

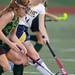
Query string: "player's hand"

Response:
xmin=16 ymin=43 xmax=27 ymax=54
xmin=9 ymin=42 xmax=21 ymax=53
xmin=42 ymin=35 xmax=50 ymax=44
xmin=37 ymin=39 xmax=45 ymax=45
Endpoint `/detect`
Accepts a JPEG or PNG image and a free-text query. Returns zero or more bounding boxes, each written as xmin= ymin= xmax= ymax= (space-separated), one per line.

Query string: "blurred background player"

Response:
xmin=30 ymin=0 xmax=63 ymax=52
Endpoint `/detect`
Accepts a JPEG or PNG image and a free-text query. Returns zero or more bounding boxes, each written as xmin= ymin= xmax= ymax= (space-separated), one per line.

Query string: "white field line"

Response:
xmin=49 ymin=58 xmax=75 ymax=62
xmin=23 ymin=71 xmax=75 ymax=75
xmin=24 ymin=71 xmax=38 ymax=74
xmin=62 ymin=48 xmax=75 ymax=52
xmin=9 ymin=69 xmax=75 ymax=75
xmin=9 ymin=70 xmax=75 ymax=75
xmin=61 ymin=58 xmax=75 ymax=62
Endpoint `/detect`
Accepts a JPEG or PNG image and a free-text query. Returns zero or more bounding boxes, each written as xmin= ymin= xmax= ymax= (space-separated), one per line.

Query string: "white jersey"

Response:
xmin=19 ymin=4 xmax=45 ymax=27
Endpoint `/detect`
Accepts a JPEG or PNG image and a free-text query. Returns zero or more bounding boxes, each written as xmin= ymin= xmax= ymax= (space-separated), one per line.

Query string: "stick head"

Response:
xmin=57 ymin=12 xmax=68 ymax=21
xmin=63 ymin=13 xmax=68 ymax=21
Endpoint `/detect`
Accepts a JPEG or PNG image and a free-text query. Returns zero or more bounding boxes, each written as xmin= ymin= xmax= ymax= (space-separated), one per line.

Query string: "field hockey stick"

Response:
xmin=57 ymin=13 xmax=68 ymax=21
xmin=46 ymin=41 xmax=68 ymax=75
xmin=45 ymin=13 xmax=68 ymax=22
xmin=17 ymin=45 xmax=52 ymax=74
xmin=26 ymin=54 xmax=53 ymax=74
xmin=45 ymin=19 xmax=57 ymax=21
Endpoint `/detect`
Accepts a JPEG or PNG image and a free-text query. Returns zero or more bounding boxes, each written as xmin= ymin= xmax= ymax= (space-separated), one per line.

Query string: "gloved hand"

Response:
xmin=42 ymin=35 xmax=50 ymax=44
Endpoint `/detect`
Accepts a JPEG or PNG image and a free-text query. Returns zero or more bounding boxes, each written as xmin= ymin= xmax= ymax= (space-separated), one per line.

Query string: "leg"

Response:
xmin=30 ymin=35 xmax=37 ymax=41
xmin=34 ymin=32 xmax=44 ymax=45
xmin=0 ymin=65 xmax=3 ymax=75
xmin=6 ymin=49 xmax=28 ymax=75
xmin=13 ymin=64 xmax=24 ymax=75
xmin=23 ymin=41 xmax=54 ymax=75
xmin=34 ymin=43 xmax=43 ymax=52
xmin=30 ymin=32 xmax=43 ymax=52
xmin=6 ymin=49 xmax=28 ymax=65
xmin=0 ymin=54 xmax=12 ymax=75
xmin=0 ymin=54 xmax=11 ymax=71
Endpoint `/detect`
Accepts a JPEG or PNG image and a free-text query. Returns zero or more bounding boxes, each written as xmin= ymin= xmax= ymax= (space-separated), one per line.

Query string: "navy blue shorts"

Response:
xmin=16 ymin=25 xmax=30 ymax=42
xmin=0 ymin=41 xmax=10 ymax=55
xmin=31 ymin=15 xmax=39 ymax=32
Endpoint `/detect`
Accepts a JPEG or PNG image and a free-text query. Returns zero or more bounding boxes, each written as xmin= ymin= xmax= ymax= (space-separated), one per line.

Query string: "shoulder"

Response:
xmin=38 ymin=4 xmax=45 ymax=9
xmin=37 ymin=4 xmax=45 ymax=14
xmin=0 ymin=11 xmax=15 ymax=25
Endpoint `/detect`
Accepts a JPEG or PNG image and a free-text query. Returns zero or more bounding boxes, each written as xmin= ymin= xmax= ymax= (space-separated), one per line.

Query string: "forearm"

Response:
xmin=39 ymin=24 xmax=48 ymax=37
xmin=10 ymin=32 xmax=27 ymax=54
xmin=39 ymin=14 xmax=49 ymax=43
xmin=0 ymin=30 xmax=13 ymax=47
xmin=45 ymin=12 xmax=58 ymax=20
xmin=9 ymin=31 xmax=21 ymax=43
xmin=39 ymin=14 xmax=48 ymax=37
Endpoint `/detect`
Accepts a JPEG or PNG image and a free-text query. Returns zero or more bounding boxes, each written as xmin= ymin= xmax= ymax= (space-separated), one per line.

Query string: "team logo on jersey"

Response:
xmin=26 ymin=7 xmax=37 ymax=17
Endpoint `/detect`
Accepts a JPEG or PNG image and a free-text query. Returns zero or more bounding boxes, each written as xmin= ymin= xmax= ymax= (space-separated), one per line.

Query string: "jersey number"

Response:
xmin=25 ymin=17 xmax=30 ymax=23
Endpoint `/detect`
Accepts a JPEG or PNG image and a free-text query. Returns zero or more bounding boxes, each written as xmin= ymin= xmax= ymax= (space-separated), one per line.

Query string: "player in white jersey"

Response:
xmin=18 ymin=3 xmax=45 ymax=27
xmin=30 ymin=0 xmax=60 ymax=52
xmin=16 ymin=0 xmax=55 ymax=75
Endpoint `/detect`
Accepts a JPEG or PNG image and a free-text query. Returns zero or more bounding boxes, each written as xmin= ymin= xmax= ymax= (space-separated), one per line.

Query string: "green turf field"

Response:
xmin=47 ymin=0 xmax=75 ymax=7
xmin=2 ymin=15 xmax=75 ymax=75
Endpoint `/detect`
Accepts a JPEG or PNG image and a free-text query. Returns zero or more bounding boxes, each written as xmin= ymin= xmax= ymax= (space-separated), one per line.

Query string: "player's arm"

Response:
xmin=0 ymin=11 xmax=21 ymax=52
xmin=0 ymin=11 xmax=14 ymax=46
xmin=45 ymin=12 xmax=59 ymax=21
xmin=45 ymin=12 xmax=68 ymax=21
xmin=10 ymin=29 xmax=27 ymax=54
xmin=39 ymin=14 xmax=49 ymax=43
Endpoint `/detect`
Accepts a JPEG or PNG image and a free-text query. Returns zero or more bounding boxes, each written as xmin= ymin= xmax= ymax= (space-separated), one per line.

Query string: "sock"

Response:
xmin=0 ymin=65 xmax=4 ymax=75
xmin=29 ymin=59 xmax=54 ymax=75
xmin=30 ymin=35 xmax=37 ymax=41
xmin=34 ymin=43 xmax=43 ymax=52
xmin=30 ymin=35 xmax=43 ymax=52
xmin=13 ymin=64 xmax=24 ymax=75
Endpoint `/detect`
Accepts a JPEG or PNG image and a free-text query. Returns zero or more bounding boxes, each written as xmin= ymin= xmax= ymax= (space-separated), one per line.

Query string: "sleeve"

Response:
xmin=39 ymin=4 xmax=45 ymax=14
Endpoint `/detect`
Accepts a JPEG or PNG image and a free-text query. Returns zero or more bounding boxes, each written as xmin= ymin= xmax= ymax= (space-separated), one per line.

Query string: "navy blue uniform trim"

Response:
xmin=16 ymin=25 xmax=30 ymax=41
xmin=31 ymin=15 xmax=39 ymax=32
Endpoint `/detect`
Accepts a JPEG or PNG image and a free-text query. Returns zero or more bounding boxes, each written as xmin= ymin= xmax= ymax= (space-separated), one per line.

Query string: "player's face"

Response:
xmin=23 ymin=0 xmax=30 ymax=6
xmin=16 ymin=7 xmax=26 ymax=17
